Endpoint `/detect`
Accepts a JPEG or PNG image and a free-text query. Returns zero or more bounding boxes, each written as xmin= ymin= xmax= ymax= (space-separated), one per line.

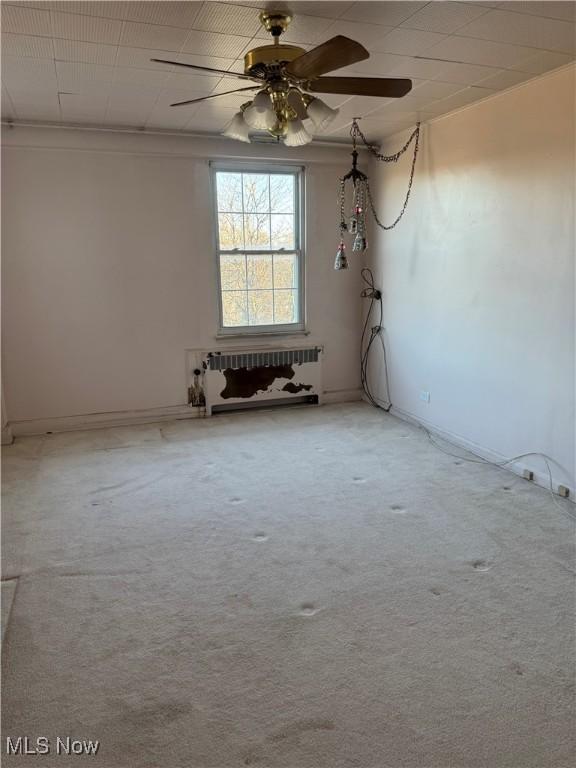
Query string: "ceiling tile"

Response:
xmin=370 ymin=96 xmax=429 ymax=116
xmin=424 ymin=35 xmax=536 ymax=68
xmin=429 ymin=84 xmax=496 ymax=112
xmin=512 ymin=49 xmax=574 ymax=75
xmin=191 ymin=3 xmax=261 ymax=37
xmin=1 ymin=0 xmax=573 ymax=137
xmin=282 ymin=3 xmax=355 ymax=20
xmin=107 ymin=82 xmax=161 ymax=108
xmin=474 ymin=68 xmax=533 ymax=89
xmin=116 ymin=46 xmax=178 ymax=71
xmin=430 ymin=60 xmax=504 ymax=85
xmin=59 ymin=91 xmax=108 ymax=122
xmin=318 ymin=19 xmax=396 ymax=50
xmin=104 ymin=111 xmax=150 ymax=127
xmin=145 ymin=105 xmax=195 ymax=130
xmin=2 ymin=55 xmax=56 ymax=89
xmin=497 ymin=2 xmax=576 ymax=22
xmin=123 ymin=2 xmax=203 ymax=28
xmin=155 ymin=87 xmax=213 ymax=109
xmin=164 ymin=70 xmax=222 ymax=92
xmin=410 ymin=79 xmax=465 ymax=100
xmin=2 ymin=86 xmax=16 ymax=118
xmin=341 ymin=2 xmax=428 ymax=27
xmin=47 ymin=3 xmax=128 ymax=21
xmin=388 ymin=56 xmax=450 ymax=79
xmin=112 ymin=67 xmax=169 ymax=88
xmin=345 ymin=51 xmax=407 ymax=76
xmin=55 ymin=61 xmax=113 ymax=90
xmin=9 ymin=89 xmax=60 ymax=120
xmin=210 ymin=75 xmax=255 ymax=93
xmin=400 ymin=2 xmax=492 ymax=33
xmin=181 ymin=29 xmax=250 ymax=59
xmin=119 ymin=22 xmax=189 ymax=51
xmin=1 ymin=4 xmax=52 ymax=36
xmin=175 ymin=51 xmax=238 ymax=75
xmin=316 ymin=92 xmax=354 ymax=110
xmin=1 ymin=32 xmax=53 ymax=58
xmin=336 ymin=94 xmax=394 ymax=117
xmin=457 ymin=8 xmax=576 ymax=53
xmin=52 ymin=11 xmax=123 ymax=44
xmin=53 ymin=39 xmax=117 ymax=66
xmin=376 ymin=27 xmax=447 ymax=56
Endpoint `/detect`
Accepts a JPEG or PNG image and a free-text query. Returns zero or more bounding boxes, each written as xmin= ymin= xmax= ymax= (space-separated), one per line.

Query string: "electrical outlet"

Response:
xmin=523 ymin=469 xmax=534 ymax=481
xmin=419 ymin=391 xmax=430 ymax=403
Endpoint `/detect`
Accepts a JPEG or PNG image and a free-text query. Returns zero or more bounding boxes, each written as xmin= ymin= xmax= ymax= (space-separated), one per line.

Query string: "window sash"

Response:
xmin=211 ymin=164 xmax=305 ymax=334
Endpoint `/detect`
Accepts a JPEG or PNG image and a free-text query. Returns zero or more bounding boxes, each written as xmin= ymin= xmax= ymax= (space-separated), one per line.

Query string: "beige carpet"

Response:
xmin=2 ymin=403 xmax=574 ymax=767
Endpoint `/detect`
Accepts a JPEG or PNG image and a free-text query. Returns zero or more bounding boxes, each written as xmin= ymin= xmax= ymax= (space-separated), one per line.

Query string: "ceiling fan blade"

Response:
xmin=307 ymin=77 xmax=413 ymax=98
xmin=286 ymin=36 xmax=369 ymax=79
xmin=171 ymin=86 xmax=260 ymax=107
xmin=151 ymin=58 xmax=259 ymax=81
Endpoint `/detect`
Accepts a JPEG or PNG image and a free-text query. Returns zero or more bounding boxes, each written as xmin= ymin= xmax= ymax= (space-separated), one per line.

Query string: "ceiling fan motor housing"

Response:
xmin=244 ymin=44 xmax=307 ymax=79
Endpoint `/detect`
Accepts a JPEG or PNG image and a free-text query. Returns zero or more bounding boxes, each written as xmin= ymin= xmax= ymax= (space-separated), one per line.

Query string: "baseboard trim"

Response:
xmin=323 ymin=388 xmax=363 ymax=404
xmin=391 ymin=405 xmax=575 ymax=503
xmin=2 ymin=424 xmax=14 ymax=445
xmin=9 ymin=393 xmax=363 ymax=436
xmin=10 ymin=405 xmax=199 ymax=436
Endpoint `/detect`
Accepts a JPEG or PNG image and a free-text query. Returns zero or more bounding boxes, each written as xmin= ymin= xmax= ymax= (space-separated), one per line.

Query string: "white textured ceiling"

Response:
xmin=1 ymin=1 xmax=575 ymax=142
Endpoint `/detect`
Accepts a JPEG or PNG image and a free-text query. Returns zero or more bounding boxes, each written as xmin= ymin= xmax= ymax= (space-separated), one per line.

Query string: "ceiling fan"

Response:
xmin=152 ymin=10 xmax=412 ymax=146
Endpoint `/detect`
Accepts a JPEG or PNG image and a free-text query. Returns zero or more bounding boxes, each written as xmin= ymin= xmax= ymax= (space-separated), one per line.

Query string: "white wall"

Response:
xmin=367 ymin=65 xmax=575 ymax=492
xmin=1 ymin=127 xmax=362 ymax=428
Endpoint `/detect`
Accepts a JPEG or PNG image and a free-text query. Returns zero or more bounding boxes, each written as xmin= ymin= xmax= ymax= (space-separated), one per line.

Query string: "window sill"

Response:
xmin=215 ymin=329 xmax=310 ymax=340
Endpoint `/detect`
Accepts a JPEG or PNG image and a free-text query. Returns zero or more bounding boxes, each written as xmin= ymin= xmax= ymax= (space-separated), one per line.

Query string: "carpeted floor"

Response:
xmin=2 ymin=403 xmax=575 ymax=767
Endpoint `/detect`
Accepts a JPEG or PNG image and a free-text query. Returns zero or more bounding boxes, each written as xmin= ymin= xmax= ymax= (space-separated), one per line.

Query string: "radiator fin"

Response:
xmin=208 ymin=348 xmax=320 ymax=371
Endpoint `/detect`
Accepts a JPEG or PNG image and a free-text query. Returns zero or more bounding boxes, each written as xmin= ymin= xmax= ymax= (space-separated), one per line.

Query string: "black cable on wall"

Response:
xmin=360 ymin=268 xmax=392 ymax=412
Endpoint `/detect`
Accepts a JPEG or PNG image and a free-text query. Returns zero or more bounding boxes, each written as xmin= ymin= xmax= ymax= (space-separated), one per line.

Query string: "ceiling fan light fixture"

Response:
xmin=243 ymin=91 xmax=276 ymax=130
xmin=283 ymin=118 xmax=313 ymax=147
xmin=223 ymin=111 xmax=251 ymax=143
xmin=305 ymin=97 xmax=339 ymax=130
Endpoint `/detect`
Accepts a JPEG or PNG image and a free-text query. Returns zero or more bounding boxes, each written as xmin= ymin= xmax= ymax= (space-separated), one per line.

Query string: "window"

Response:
xmin=212 ymin=165 xmax=304 ymax=333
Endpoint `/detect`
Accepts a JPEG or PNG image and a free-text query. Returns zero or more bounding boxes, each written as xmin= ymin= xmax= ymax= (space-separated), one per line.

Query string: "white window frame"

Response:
xmin=210 ymin=161 xmax=306 ymax=336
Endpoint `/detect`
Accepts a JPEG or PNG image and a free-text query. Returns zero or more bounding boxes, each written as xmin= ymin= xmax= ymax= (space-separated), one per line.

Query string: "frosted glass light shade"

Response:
xmin=306 ymin=97 xmax=339 ymax=130
xmin=223 ymin=112 xmax=251 ymax=143
xmin=284 ymin=118 xmax=312 ymax=147
xmin=243 ymin=92 xmax=276 ymax=130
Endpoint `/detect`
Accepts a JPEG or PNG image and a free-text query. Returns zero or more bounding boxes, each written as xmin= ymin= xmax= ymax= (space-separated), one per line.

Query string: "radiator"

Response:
xmin=194 ymin=346 xmax=323 ymax=415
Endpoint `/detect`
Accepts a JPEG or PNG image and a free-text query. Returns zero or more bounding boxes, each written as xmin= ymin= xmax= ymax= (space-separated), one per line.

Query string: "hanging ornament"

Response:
xmin=353 ymin=233 xmax=367 ymax=252
xmin=334 ymin=240 xmax=348 ymax=270
xmin=334 ymin=118 xmax=420 ymax=271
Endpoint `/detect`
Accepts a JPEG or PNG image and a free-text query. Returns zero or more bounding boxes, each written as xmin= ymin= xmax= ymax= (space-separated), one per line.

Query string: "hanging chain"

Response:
xmin=350 ymin=118 xmax=420 ymax=231
xmin=350 ymin=119 xmax=419 ymax=163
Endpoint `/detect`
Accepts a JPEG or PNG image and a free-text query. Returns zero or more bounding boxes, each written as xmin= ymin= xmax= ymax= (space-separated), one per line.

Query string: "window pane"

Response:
xmin=270 ymin=174 xmax=294 ymax=213
xmin=244 ymin=213 xmax=270 ymax=249
xmin=243 ymin=173 xmax=269 ymax=213
xmin=220 ymin=254 xmax=246 ymax=290
xmin=218 ymin=213 xmax=244 ymax=250
xmin=222 ymin=291 xmax=248 ymax=326
xmin=274 ymin=289 xmax=298 ymax=324
xmin=216 ymin=172 xmax=242 ymax=212
xmin=273 ymin=253 xmax=297 ymax=289
xmin=248 ymin=290 xmax=274 ymax=325
xmin=247 ymin=254 xmax=272 ymax=289
xmin=271 ymin=214 xmax=295 ymax=250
